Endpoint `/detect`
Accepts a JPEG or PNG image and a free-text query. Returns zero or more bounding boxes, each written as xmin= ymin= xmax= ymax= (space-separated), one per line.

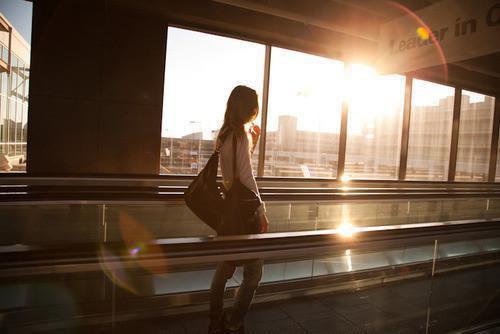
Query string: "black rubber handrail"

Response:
xmin=2 ymin=174 xmax=500 ymax=188
xmin=2 ymin=190 xmax=500 ymax=202
xmin=2 ymin=219 xmax=499 ymax=276
xmin=1 ymin=183 xmax=500 ymax=202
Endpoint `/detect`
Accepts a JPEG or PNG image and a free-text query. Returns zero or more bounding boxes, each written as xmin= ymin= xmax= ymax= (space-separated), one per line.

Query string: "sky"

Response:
xmin=163 ymin=28 xmax=351 ymax=139
xmin=151 ymin=26 xmax=488 ymax=140
xmin=0 ymin=0 xmax=32 ymax=44
xmin=163 ymin=27 xmax=265 ymax=139
xmin=163 ymin=27 xmax=461 ymax=139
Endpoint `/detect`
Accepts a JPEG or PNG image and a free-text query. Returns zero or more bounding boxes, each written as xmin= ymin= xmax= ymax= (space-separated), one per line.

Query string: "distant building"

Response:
xmin=0 ymin=12 xmax=30 ymax=171
xmin=407 ymin=95 xmax=495 ymax=181
xmin=265 ymin=115 xmax=339 ymax=177
xmin=161 ymin=96 xmax=496 ymax=180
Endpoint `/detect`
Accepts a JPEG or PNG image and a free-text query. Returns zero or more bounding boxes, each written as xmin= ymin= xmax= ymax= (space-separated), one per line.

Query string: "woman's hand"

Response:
xmin=249 ymin=124 xmax=260 ymax=150
xmin=257 ymin=214 xmax=269 ymax=233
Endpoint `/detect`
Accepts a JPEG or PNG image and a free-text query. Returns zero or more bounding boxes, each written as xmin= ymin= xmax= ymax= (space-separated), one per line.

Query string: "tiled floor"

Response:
xmin=55 ymin=266 xmax=500 ymax=333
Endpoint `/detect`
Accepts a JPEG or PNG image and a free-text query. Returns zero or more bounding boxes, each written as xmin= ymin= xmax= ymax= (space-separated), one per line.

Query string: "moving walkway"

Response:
xmin=1 ymin=177 xmax=500 ymax=333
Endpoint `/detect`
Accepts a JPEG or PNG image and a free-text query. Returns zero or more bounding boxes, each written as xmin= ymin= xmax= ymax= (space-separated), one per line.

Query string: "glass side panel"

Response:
xmin=0 ymin=204 xmax=100 ymax=246
xmin=456 ymin=91 xmax=495 ymax=182
xmin=106 ymin=198 xmax=493 ymax=237
xmin=345 ymin=66 xmax=405 ymax=180
xmin=0 ymin=198 xmax=495 ymax=246
xmin=406 ymin=79 xmax=455 ymax=181
xmin=430 ymin=237 xmax=500 ymax=332
xmin=3 ymin=237 xmax=499 ymax=301
xmin=161 ymin=27 xmax=265 ymax=175
xmin=3 ymin=237 xmax=500 ymax=333
xmin=486 ymin=198 xmax=500 ymax=219
xmin=105 ymin=203 xmax=215 ymax=242
xmin=264 ymin=47 xmax=344 ymax=178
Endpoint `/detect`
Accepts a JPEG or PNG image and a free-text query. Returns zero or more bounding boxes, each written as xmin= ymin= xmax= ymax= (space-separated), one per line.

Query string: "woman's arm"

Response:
xmin=236 ymin=134 xmax=266 ymax=217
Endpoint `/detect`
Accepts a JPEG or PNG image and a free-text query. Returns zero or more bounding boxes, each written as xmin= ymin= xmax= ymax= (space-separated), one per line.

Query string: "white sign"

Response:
xmin=377 ymin=0 xmax=500 ymax=74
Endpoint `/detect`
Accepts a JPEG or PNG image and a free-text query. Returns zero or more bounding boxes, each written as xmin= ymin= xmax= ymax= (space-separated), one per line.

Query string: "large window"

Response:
xmin=161 ymin=27 xmax=265 ymax=174
xmin=264 ymin=47 xmax=344 ymax=178
xmin=162 ymin=28 xmax=500 ymax=183
xmin=406 ymin=79 xmax=455 ymax=181
xmin=455 ymin=91 xmax=495 ymax=182
xmin=0 ymin=1 xmax=32 ymax=172
xmin=344 ymin=65 xmax=405 ymax=180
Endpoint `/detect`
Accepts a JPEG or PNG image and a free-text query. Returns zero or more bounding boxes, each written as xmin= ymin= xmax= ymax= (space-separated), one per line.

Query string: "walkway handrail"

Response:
xmin=1 ymin=183 xmax=500 ymax=202
xmin=2 ymin=218 xmax=499 ymax=277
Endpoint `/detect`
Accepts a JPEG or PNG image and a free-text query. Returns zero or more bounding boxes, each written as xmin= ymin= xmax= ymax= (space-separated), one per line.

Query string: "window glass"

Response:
xmin=11 ymin=57 xmax=18 ymax=94
xmin=24 ymin=72 xmax=29 ymax=99
xmin=344 ymin=65 xmax=405 ymax=179
xmin=0 ymin=1 xmax=32 ymax=172
xmin=497 ymin=144 xmax=500 ymax=182
xmin=8 ymin=98 xmax=15 ymax=139
xmin=1 ymin=74 xmax=7 ymax=95
xmin=264 ymin=47 xmax=344 ymax=178
xmin=161 ymin=27 xmax=265 ymax=175
xmin=0 ymin=96 xmax=4 ymax=146
xmin=21 ymin=103 xmax=27 ymax=142
xmin=16 ymin=101 xmax=23 ymax=142
xmin=406 ymin=79 xmax=455 ymax=181
xmin=456 ymin=91 xmax=495 ymax=182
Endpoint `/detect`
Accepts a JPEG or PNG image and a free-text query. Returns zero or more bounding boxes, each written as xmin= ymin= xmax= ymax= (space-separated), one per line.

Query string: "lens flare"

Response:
xmin=416 ymin=27 xmax=430 ymax=40
xmin=385 ymin=1 xmax=448 ymax=81
xmin=98 ymin=211 xmax=169 ymax=295
xmin=99 ymin=245 xmax=139 ymax=294
xmin=118 ymin=212 xmax=168 ymax=275
xmin=129 ymin=243 xmax=144 ymax=257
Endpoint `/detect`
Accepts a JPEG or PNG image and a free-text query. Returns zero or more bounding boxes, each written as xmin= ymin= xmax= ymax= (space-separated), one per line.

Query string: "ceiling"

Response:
xmin=209 ymin=0 xmax=500 ymax=84
xmin=114 ymin=0 xmax=500 ymax=94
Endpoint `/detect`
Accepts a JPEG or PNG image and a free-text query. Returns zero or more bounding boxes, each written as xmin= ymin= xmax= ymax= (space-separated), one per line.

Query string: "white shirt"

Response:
xmin=219 ymin=131 xmax=266 ymax=216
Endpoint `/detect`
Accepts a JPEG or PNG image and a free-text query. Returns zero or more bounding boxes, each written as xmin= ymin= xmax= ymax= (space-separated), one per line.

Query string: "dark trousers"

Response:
xmin=209 ymin=259 xmax=263 ymax=325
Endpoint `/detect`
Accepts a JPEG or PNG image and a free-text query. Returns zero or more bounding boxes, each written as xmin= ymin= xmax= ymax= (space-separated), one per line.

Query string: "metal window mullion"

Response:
xmin=398 ymin=75 xmax=413 ymax=180
xmin=5 ymin=69 xmax=11 ymax=155
xmin=7 ymin=27 xmax=11 ymax=74
xmin=488 ymin=98 xmax=500 ymax=182
xmin=448 ymin=87 xmax=462 ymax=181
xmin=257 ymin=45 xmax=271 ymax=177
xmin=336 ymin=63 xmax=349 ymax=179
xmin=13 ymin=102 xmax=17 ymax=155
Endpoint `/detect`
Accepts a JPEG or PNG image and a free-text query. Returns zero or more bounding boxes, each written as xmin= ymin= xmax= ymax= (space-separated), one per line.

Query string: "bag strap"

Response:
xmin=214 ymin=137 xmax=221 ymax=154
xmin=232 ymin=132 xmax=239 ymax=181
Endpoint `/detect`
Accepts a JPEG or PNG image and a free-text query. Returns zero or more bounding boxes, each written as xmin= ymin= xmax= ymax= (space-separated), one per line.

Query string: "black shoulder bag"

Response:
xmin=184 ymin=132 xmax=261 ymax=235
xmin=184 ymin=148 xmax=225 ymax=233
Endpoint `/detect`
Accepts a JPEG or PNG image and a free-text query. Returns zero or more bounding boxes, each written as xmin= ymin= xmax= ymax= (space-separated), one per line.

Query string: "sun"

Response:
xmin=346 ymin=64 xmax=405 ymax=135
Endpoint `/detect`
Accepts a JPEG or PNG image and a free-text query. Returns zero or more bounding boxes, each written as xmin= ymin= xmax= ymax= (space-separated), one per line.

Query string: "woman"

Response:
xmin=209 ymin=85 xmax=269 ymax=334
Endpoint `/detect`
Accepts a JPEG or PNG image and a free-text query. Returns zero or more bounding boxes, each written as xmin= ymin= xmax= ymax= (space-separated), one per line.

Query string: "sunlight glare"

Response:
xmin=344 ymin=249 xmax=353 ymax=272
xmin=463 ymin=90 xmax=486 ymax=103
xmin=346 ymin=64 xmax=405 ymax=136
xmin=337 ymin=221 xmax=357 ymax=238
xmin=340 ymin=174 xmax=351 ymax=182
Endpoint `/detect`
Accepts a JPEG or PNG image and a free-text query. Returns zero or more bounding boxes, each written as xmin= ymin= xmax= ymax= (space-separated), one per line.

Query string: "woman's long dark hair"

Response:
xmin=216 ymin=85 xmax=259 ymax=148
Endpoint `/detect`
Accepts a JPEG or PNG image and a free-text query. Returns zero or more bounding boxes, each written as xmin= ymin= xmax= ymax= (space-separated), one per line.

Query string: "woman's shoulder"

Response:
xmin=219 ymin=129 xmax=250 ymax=148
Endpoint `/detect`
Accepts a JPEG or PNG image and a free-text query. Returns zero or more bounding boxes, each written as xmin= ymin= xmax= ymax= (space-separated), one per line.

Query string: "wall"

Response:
xmin=28 ymin=0 xmax=166 ymax=174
